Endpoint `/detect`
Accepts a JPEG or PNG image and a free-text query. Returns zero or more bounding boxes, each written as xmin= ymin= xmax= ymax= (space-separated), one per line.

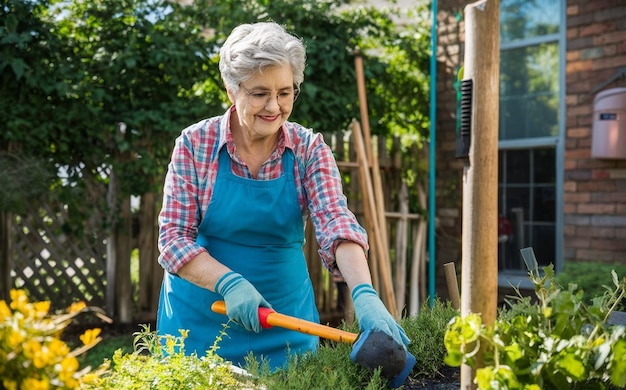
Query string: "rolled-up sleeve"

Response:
xmin=158 ymin=124 xmax=210 ymax=274
xmin=303 ymin=133 xmax=369 ymax=273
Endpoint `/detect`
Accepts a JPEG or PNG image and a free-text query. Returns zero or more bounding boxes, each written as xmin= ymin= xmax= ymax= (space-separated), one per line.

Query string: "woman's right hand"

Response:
xmin=215 ymin=271 xmax=271 ymax=332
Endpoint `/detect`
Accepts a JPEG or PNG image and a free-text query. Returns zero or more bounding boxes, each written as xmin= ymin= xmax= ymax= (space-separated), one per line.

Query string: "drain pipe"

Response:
xmin=428 ymin=0 xmax=438 ymax=308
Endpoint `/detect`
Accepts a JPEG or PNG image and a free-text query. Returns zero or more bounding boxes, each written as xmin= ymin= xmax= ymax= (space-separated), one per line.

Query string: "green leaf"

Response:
xmin=557 ymin=352 xmax=586 ymax=380
xmin=610 ymin=338 xmax=626 ymax=387
xmin=9 ymin=58 xmax=28 ymax=79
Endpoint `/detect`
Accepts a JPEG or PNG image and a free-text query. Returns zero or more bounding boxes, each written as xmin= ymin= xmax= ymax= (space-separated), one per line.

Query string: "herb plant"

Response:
xmin=88 ymin=324 xmax=261 ymax=390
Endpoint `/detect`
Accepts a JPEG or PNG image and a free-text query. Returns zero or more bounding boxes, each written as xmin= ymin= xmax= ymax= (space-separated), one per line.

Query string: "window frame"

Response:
xmin=497 ymin=0 xmax=566 ymax=289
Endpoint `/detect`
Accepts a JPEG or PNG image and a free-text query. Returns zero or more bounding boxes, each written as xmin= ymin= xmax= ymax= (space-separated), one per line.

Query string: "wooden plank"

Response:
xmin=0 ymin=210 xmax=12 ymax=301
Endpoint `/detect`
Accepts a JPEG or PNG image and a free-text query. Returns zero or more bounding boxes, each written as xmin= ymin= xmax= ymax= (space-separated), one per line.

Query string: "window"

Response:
xmin=498 ymin=0 xmax=563 ymax=277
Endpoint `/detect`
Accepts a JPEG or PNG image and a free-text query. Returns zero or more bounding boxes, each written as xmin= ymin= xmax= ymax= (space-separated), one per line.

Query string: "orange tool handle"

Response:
xmin=211 ymin=300 xmax=358 ymax=344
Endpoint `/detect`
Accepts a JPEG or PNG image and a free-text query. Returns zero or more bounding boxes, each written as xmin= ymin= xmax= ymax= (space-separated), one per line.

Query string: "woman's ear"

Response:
xmin=224 ymin=81 xmax=236 ymax=104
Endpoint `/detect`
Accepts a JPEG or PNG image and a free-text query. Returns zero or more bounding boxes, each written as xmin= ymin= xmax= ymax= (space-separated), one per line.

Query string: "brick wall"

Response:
xmin=565 ymin=0 xmax=626 ymax=264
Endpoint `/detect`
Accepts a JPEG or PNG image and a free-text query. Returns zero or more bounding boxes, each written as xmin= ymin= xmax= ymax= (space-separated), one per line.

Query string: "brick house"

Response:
xmin=432 ymin=0 xmax=626 ymax=293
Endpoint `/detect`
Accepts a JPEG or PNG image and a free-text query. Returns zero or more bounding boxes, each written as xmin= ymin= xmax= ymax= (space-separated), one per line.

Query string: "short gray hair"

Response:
xmin=219 ymin=22 xmax=306 ymax=93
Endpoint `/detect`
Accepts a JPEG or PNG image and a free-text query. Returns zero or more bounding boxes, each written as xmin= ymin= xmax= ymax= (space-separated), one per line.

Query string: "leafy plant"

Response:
xmin=255 ymin=299 xmax=458 ymax=389
xmin=444 ymin=249 xmax=626 ymax=389
xmin=88 ymin=324 xmax=260 ymax=389
xmin=555 ymin=261 xmax=626 ymax=312
xmin=76 ymin=298 xmax=457 ymax=389
xmin=0 ymin=289 xmax=105 ymax=389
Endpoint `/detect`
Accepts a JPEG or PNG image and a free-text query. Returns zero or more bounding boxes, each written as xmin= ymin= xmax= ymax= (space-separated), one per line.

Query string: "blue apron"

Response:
xmin=157 ymin=147 xmax=319 ymax=370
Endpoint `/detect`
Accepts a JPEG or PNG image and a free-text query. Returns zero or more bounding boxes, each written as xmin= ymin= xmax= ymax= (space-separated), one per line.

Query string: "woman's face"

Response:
xmin=228 ymin=64 xmax=296 ymax=141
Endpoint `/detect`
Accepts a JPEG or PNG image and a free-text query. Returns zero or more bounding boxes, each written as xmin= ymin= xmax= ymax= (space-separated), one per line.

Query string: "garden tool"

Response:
xmin=211 ymin=301 xmax=416 ymax=388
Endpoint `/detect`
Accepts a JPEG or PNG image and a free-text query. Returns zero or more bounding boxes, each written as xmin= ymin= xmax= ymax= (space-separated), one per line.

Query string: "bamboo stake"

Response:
xmin=395 ymin=182 xmax=409 ymax=314
xmin=444 ymin=262 xmax=461 ymax=310
xmin=409 ymin=181 xmax=428 ymax=316
xmin=351 ymin=120 xmax=380 ymax=293
xmin=354 ymin=52 xmax=373 ymax=162
xmin=354 ymin=51 xmax=396 ymax=318
xmin=352 ymin=120 xmax=398 ymax=318
xmin=354 ymin=52 xmax=391 ymax=282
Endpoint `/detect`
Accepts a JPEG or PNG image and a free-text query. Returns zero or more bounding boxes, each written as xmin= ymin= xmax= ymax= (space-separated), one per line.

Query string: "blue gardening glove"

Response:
xmin=215 ymin=271 xmax=271 ymax=333
xmin=352 ymin=283 xmax=410 ymax=347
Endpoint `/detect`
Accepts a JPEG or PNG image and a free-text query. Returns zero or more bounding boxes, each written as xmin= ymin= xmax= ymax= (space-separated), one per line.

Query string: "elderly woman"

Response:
xmin=157 ymin=21 xmax=409 ymax=370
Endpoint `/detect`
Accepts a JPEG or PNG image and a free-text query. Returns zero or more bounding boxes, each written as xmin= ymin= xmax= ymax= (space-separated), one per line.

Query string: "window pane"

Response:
xmin=500 ymin=0 xmax=560 ymax=43
xmin=498 ymin=149 xmax=556 ymax=272
xmin=500 ymin=43 xmax=559 ymax=140
xmin=534 ymin=148 xmax=555 ymax=183
xmin=530 ymin=225 xmax=555 ymax=266
xmin=506 ymin=149 xmax=530 ymax=184
xmin=533 ymin=187 xmax=555 ymax=222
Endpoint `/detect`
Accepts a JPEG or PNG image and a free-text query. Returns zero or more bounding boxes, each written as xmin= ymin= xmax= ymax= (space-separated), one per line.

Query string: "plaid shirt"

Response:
xmin=158 ymin=107 xmax=368 ymax=274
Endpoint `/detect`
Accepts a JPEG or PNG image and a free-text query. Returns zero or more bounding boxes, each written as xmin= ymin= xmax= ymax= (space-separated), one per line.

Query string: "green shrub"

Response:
xmin=555 ymin=261 xmax=626 ymax=311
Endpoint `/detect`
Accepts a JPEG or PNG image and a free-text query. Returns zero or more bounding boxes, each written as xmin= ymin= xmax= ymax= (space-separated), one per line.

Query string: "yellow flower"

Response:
xmin=7 ymin=329 xmax=25 ymax=349
xmin=20 ymin=377 xmax=49 ymax=390
xmin=81 ymin=372 xmax=99 ymax=384
xmin=165 ymin=335 xmax=177 ymax=354
xmin=58 ymin=356 xmax=79 ymax=385
xmin=33 ymin=301 xmax=51 ymax=318
xmin=0 ymin=299 xmax=11 ymax=320
xmin=32 ymin=344 xmax=54 ymax=369
xmin=79 ymin=328 xmax=102 ymax=346
xmin=67 ymin=301 xmax=86 ymax=314
xmin=3 ymin=379 xmax=17 ymax=390
xmin=48 ymin=338 xmax=70 ymax=357
xmin=10 ymin=290 xmax=31 ymax=316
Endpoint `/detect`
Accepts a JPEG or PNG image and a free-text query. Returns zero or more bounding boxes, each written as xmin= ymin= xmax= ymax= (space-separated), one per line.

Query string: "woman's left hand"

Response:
xmin=351 ymin=283 xmax=410 ymax=347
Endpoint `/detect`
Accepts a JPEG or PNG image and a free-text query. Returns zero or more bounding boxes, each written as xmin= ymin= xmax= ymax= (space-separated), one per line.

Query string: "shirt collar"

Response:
xmin=218 ymin=105 xmax=293 ymax=156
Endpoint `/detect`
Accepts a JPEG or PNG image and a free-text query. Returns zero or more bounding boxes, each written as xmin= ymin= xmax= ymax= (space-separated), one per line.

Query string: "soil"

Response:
xmin=401 ymin=365 xmax=460 ymax=389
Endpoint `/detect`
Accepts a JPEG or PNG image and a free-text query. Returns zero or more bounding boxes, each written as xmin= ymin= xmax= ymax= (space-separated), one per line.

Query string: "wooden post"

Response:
xmin=460 ymin=0 xmax=500 ymax=388
xmin=443 ymin=262 xmax=460 ymax=310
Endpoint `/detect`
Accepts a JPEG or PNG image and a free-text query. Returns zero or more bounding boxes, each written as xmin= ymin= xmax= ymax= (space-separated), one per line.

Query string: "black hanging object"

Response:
xmin=456 ymin=79 xmax=473 ymax=159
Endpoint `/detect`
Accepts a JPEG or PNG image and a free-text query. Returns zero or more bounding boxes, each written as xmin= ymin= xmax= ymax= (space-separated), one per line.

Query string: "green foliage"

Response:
xmin=89 ymin=324 xmax=257 ymax=389
xmin=444 ymin=250 xmax=626 ymax=389
xmin=1 ymin=0 xmax=430 ymax=195
xmin=403 ymin=299 xmax=459 ymax=378
xmin=555 ymin=261 xmax=626 ymax=311
xmin=0 ymin=153 xmax=53 ymax=213
xmin=255 ymin=299 xmax=458 ymax=389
